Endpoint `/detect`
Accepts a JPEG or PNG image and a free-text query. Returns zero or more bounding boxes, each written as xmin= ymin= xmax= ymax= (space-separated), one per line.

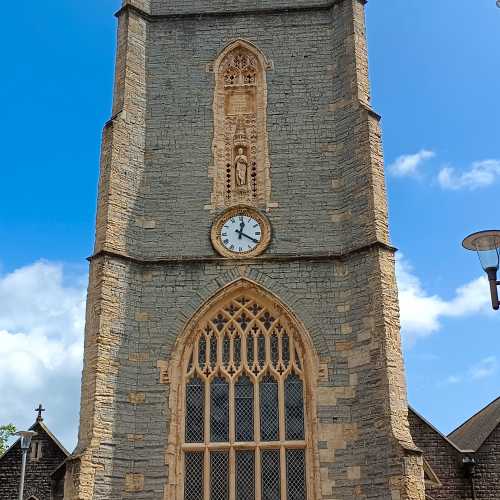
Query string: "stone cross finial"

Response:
xmin=35 ymin=404 xmax=45 ymax=422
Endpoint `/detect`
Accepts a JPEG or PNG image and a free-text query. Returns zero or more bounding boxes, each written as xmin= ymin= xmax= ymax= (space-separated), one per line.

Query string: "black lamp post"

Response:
xmin=463 ymin=230 xmax=500 ymax=311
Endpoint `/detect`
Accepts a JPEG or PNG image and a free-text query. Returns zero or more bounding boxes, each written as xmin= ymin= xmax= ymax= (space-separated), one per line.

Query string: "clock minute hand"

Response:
xmin=235 ymin=229 xmax=259 ymax=244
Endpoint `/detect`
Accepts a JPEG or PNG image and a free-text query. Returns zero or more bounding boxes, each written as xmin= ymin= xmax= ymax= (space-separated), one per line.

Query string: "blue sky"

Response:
xmin=0 ymin=1 xmax=499 ymax=450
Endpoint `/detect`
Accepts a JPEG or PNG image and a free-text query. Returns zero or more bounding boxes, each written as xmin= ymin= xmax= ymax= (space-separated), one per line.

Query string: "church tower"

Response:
xmin=65 ymin=1 xmax=425 ymax=499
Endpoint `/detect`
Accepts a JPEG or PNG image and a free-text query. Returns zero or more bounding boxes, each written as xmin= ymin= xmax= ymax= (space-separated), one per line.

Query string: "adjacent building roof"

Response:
xmin=0 ymin=417 xmax=69 ymax=462
xmin=448 ymin=396 xmax=500 ymax=451
xmin=409 ymin=406 xmax=466 ymax=453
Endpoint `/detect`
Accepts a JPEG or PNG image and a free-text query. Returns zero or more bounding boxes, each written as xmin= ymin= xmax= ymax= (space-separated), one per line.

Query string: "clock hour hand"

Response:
xmin=235 ymin=229 xmax=259 ymax=244
xmin=238 ymin=221 xmax=245 ymax=239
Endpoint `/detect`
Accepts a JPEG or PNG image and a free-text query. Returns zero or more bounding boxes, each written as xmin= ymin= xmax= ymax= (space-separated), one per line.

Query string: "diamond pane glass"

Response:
xmin=223 ymin=334 xmax=230 ymax=367
xmin=247 ymin=333 xmax=254 ymax=366
xmin=260 ymin=375 xmax=279 ymax=441
xmin=210 ymin=335 xmax=218 ymax=368
xmin=235 ymin=375 xmax=254 ymax=441
xmin=271 ymin=333 xmax=279 ymax=367
xmin=257 ymin=334 xmax=266 ymax=366
xmin=211 ymin=377 xmax=229 ymax=442
xmin=198 ymin=336 xmax=206 ymax=367
xmin=282 ymin=333 xmax=290 ymax=366
xmin=234 ymin=334 xmax=241 ymax=367
xmin=210 ymin=451 xmax=229 ymax=500
xmin=184 ymin=452 xmax=204 ymax=500
xmin=236 ymin=451 xmax=255 ymax=500
xmin=286 ymin=449 xmax=307 ymax=500
xmin=185 ymin=377 xmax=205 ymax=443
xmin=261 ymin=450 xmax=280 ymax=500
xmin=285 ymin=374 xmax=305 ymax=440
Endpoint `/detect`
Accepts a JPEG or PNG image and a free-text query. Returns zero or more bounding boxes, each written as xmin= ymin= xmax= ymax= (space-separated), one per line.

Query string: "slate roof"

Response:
xmin=448 ymin=396 xmax=500 ymax=452
xmin=0 ymin=418 xmax=69 ymax=461
xmin=409 ymin=406 xmax=466 ymax=453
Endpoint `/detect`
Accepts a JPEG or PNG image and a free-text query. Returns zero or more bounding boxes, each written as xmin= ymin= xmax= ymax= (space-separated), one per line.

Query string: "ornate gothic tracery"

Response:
xmin=209 ymin=41 xmax=273 ymax=210
xmin=166 ymin=283 xmax=318 ymax=500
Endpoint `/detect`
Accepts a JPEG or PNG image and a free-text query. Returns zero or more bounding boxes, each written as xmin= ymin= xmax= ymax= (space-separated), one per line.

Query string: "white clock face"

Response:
xmin=220 ymin=214 xmax=262 ymax=254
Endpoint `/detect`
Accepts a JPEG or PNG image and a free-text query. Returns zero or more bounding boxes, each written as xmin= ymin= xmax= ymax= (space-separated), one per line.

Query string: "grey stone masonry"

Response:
xmin=65 ymin=1 xmax=426 ymax=499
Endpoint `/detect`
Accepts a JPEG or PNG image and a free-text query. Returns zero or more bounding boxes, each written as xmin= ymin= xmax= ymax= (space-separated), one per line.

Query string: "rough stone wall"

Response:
xmin=408 ymin=410 xmax=472 ymax=499
xmin=111 ymin=1 xmax=392 ymax=260
xmin=0 ymin=423 xmax=67 ymax=500
xmin=67 ymin=0 xmax=425 ymax=499
xmin=149 ymin=0 xmax=339 ymax=16
xmin=70 ymin=252 xmax=423 ymax=499
xmin=474 ymin=424 xmax=500 ymax=500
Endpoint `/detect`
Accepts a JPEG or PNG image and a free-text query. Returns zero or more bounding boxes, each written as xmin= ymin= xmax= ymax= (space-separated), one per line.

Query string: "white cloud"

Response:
xmin=439 ymin=357 xmax=498 ymax=387
xmin=444 ymin=375 xmax=462 ymax=385
xmin=0 ymin=261 xmax=86 ymax=451
xmin=469 ymin=356 xmax=498 ymax=380
xmin=388 ymin=149 xmax=435 ymax=177
xmin=438 ymin=159 xmax=500 ymax=190
xmin=396 ymin=255 xmax=492 ymax=344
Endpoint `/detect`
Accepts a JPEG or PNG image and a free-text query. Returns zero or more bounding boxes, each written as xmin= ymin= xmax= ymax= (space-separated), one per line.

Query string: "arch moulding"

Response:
xmin=163 ymin=278 xmax=323 ymax=500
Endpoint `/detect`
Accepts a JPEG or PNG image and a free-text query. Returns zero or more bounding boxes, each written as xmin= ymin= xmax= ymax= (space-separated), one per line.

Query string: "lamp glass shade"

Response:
xmin=463 ymin=230 xmax=500 ymax=271
xmin=15 ymin=431 xmax=37 ymax=451
xmin=478 ymin=247 xmax=499 ymax=272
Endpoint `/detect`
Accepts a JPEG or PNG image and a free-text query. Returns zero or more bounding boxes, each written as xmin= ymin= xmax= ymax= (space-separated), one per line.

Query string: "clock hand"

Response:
xmin=238 ymin=220 xmax=245 ymax=240
xmin=235 ymin=229 xmax=259 ymax=244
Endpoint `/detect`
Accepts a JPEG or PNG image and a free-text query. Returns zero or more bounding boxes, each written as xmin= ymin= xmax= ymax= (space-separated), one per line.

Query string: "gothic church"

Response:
xmin=53 ymin=0 xmax=458 ymax=499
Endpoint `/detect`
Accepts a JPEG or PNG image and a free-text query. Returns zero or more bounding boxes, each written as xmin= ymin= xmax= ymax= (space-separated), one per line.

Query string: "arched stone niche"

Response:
xmin=208 ymin=40 xmax=274 ymax=210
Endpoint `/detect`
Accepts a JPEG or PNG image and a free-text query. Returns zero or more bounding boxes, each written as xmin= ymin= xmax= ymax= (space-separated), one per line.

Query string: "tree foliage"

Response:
xmin=0 ymin=424 xmax=16 ymax=455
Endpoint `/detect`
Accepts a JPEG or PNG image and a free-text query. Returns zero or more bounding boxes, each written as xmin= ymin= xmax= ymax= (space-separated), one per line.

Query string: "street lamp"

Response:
xmin=15 ymin=430 xmax=37 ymax=500
xmin=463 ymin=230 xmax=500 ymax=310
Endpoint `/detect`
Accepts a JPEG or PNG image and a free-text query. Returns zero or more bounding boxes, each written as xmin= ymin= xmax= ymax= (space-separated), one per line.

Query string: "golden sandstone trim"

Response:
xmin=163 ymin=279 xmax=321 ymax=500
xmin=207 ymin=40 xmax=275 ymax=211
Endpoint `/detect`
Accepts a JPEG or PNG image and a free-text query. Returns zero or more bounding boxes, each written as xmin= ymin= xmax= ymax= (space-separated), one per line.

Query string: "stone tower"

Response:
xmin=65 ymin=1 xmax=425 ymax=499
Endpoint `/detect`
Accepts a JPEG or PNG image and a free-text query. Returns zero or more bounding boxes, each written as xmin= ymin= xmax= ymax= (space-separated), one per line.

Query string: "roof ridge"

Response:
xmin=30 ymin=420 xmax=70 ymax=457
xmin=408 ymin=406 xmax=470 ymax=454
xmin=447 ymin=396 xmax=500 ymax=438
xmin=447 ymin=396 xmax=500 ymax=451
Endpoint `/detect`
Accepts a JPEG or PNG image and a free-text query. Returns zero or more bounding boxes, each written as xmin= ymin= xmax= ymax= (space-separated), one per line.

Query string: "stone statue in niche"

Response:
xmin=234 ymin=148 xmax=249 ymax=189
xmin=209 ymin=40 xmax=274 ymax=210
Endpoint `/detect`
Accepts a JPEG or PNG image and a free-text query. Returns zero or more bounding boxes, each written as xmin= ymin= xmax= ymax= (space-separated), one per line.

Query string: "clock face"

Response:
xmin=220 ymin=215 xmax=262 ymax=254
xmin=211 ymin=207 xmax=271 ymax=258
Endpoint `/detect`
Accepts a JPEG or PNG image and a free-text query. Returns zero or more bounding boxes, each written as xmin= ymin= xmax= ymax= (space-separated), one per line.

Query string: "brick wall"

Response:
xmin=0 ymin=422 xmax=67 ymax=500
xmin=474 ymin=424 xmax=500 ymax=500
xmin=408 ymin=409 xmax=472 ymax=499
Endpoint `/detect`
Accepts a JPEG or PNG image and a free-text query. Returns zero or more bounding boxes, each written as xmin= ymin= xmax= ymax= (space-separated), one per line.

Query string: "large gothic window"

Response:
xmin=182 ymin=295 xmax=308 ymax=500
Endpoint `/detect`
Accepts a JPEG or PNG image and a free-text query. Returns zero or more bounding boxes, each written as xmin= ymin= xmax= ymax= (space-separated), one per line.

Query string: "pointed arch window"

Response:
xmin=182 ymin=295 xmax=308 ymax=500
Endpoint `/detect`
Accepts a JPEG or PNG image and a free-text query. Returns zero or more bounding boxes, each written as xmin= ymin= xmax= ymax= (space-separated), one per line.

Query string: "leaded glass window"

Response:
xmin=260 ymin=375 xmax=279 ymax=441
xmin=235 ymin=375 xmax=254 ymax=441
xmin=185 ymin=377 xmax=204 ymax=443
xmin=211 ymin=377 xmax=229 ymax=442
xmin=261 ymin=450 xmax=281 ymax=500
xmin=185 ymin=452 xmax=204 ymax=500
xmin=236 ymin=451 xmax=255 ymax=500
xmin=183 ymin=295 xmax=309 ymax=500
xmin=285 ymin=374 xmax=305 ymax=441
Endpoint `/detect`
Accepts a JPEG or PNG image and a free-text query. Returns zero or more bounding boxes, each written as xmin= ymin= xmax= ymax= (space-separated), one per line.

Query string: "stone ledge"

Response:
xmin=115 ymin=0 xmax=355 ymax=21
xmin=88 ymin=240 xmax=397 ymax=267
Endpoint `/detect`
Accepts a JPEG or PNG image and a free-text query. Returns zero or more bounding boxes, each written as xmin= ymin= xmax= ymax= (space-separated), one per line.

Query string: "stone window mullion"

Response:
xmin=181 ymin=294 xmax=309 ymax=500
